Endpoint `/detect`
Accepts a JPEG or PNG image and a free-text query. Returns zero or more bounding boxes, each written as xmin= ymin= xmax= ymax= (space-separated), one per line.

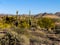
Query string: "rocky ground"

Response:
xmin=0 ymin=28 xmax=60 ymax=45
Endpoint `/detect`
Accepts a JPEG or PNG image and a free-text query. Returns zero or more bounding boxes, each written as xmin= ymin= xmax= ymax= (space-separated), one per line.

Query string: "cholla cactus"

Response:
xmin=20 ymin=35 xmax=30 ymax=45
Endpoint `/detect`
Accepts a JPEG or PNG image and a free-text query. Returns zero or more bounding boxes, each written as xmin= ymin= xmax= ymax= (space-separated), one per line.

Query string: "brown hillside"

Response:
xmin=42 ymin=14 xmax=60 ymax=19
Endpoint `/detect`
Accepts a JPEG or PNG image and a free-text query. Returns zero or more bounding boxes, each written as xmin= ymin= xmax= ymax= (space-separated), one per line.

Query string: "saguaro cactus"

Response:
xmin=16 ymin=11 xmax=18 ymax=20
xmin=15 ymin=11 xmax=19 ymax=27
xmin=29 ymin=10 xmax=32 ymax=26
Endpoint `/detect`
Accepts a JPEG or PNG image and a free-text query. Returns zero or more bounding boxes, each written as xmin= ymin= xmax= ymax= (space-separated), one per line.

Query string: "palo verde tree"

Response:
xmin=19 ymin=20 xmax=30 ymax=29
xmin=3 ymin=16 xmax=15 ymax=24
xmin=37 ymin=17 xmax=55 ymax=31
xmin=2 ymin=16 xmax=16 ymax=29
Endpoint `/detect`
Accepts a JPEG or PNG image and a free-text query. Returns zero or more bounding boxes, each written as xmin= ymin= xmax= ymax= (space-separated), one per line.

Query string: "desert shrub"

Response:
xmin=0 ymin=22 xmax=11 ymax=29
xmin=54 ymin=25 xmax=60 ymax=34
xmin=19 ymin=20 xmax=30 ymax=29
xmin=30 ymin=35 xmax=43 ymax=43
xmin=19 ymin=35 xmax=30 ymax=45
xmin=3 ymin=16 xmax=15 ymax=24
xmin=37 ymin=18 xmax=55 ymax=31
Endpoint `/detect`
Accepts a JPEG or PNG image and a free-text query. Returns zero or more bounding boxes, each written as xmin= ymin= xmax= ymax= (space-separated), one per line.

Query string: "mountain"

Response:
xmin=55 ymin=12 xmax=60 ymax=16
xmin=34 ymin=13 xmax=60 ymax=19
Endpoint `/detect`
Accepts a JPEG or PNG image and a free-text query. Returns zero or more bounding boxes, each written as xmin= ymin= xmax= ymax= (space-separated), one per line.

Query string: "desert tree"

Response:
xmin=37 ymin=18 xmax=55 ymax=31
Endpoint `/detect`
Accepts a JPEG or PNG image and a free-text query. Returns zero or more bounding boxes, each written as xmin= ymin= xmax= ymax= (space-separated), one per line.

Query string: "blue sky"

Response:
xmin=0 ymin=0 xmax=60 ymax=14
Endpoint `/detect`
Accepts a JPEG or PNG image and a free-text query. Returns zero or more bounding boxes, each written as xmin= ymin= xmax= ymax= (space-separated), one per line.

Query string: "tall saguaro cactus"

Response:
xmin=29 ymin=10 xmax=31 ymax=16
xmin=29 ymin=10 xmax=32 ymax=27
xmin=16 ymin=11 xmax=18 ymax=20
xmin=15 ymin=11 xmax=19 ymax=27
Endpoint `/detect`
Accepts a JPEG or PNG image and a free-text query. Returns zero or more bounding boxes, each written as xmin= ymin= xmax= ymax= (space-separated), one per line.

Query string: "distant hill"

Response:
xmin=42 ymin=14 xmax=60 ymax=19
xmin=55 ymin=12 xmax=60 ymax=16
xmin=34 ymin=12 xmax=60 ymax=19
xmin=0 ymin=12 xmax=60 ymax=19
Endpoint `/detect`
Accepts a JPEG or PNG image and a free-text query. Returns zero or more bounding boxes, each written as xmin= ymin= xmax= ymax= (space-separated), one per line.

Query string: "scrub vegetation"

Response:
xmin=0 ymin=12 xmax=60 ymax=45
